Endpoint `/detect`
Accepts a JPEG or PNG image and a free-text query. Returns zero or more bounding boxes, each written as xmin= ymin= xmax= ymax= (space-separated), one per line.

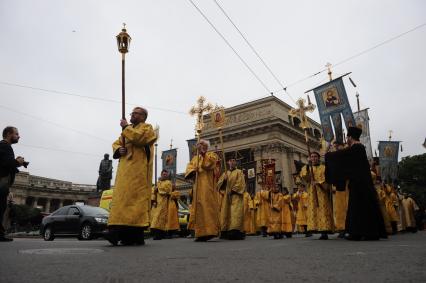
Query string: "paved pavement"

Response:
xmin=1 ymin=232 xmax=425 ymax=283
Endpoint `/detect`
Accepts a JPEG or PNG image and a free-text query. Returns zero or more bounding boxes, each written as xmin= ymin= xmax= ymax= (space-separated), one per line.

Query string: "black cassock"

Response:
xmin=325 ymin=143 xmax=387 ymax=239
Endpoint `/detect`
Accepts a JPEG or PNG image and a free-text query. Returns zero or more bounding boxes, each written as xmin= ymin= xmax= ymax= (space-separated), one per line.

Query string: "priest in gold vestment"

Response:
xmin=292 ymin=184 xmax=311 ymax=237
xmin=106 ymin=107 xmax=157 ymax=246
xmin=300 ymin=152 xmax=334 ymax=240
xmin=166 ymin=187 xmax=180 ymax=237
xmin=217 ymin=158 xmax=246 ymax=240
xmin=185 ymin=140 xmax=220 ymax=241
xmin=281 ymin=188 xmax=293 ymax=238
xmin=402 ymin=194 xmax=419 ymax=233
xmin=151 ymin=169 xmax=172 ymax=240
xmin=243 ymin=192 xmax=257 ymax=235
xmin=267 ymin=185 xmax=283 ymax=239
xmin=255 ymin=189 xmax=270 ymax=237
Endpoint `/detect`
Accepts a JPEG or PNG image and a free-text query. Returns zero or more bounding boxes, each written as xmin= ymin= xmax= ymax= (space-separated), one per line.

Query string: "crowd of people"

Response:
xmin=146 ymin=125 xmax=422 ymax=244
xmin=0 ymin=107 xmax=423 ymax=245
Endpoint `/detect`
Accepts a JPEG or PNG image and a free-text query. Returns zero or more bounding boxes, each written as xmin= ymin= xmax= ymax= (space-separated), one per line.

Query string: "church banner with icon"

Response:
xmin=187 ymin=138 xmax=197 ymax=161
xmin=241 ymin=161 xmax=256 ymax=195
xmin=161 ymin=148 xmax=177 ymax=181
xmin=354 ymin=108 xmax=373 ymax=160
xmin=311 ymin=76 xmax=356 ymax=143
xmin=211 ymin=107 xmax=226 ymax=128
xmin=378 ymin=141 xmax=400 ymax=182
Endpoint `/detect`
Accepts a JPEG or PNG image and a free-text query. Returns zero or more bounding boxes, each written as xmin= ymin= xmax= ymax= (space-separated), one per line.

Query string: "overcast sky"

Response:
xmin=1 ymin=0 xmax=425 ymax=185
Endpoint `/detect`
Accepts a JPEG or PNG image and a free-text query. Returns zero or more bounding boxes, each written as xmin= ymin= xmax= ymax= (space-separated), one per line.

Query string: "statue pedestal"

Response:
xmin=86 ymin=192 xmax=102 ymax=207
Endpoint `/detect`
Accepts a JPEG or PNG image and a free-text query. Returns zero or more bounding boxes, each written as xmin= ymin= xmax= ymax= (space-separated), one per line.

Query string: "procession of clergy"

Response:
xmin=105 ymin=106 xmax=419 ymax=246
xmin=151 ymin=140 xmax=416 ymax=241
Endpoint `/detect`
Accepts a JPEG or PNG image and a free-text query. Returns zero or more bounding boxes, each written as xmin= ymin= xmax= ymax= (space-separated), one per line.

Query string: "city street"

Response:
xmin=1 ymin=232 xmax=425 ymax=283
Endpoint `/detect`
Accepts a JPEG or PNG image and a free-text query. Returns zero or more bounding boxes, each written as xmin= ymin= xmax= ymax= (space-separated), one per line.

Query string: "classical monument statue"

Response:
xmin=97 ymin=153 xmax=113 ymax=192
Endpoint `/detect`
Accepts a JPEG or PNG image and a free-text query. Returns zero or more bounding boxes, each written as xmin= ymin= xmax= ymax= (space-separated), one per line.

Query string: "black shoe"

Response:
xmin=0 ymin=237 xmax=13 ymax=242
xmin=305 ymin=233 xmax=313 ymax=237
xmin=319 ymin=234 xmax=328 ymax=240
xmin=104 ymin=233 xmax=118 ymax=246
xmin=338 ymin=232 xmax=346 ymax=239
xmin=345 ymin=234 xmax=362 ymax=241
xmin=195 ymin=235 xmax=214 ymax=242
xmin=134 ymin=239 xmax=145 ymax=246
xmin=120 ymin=239 xmax=135 ymax=246
xmin=153 ymin=236 xmax=162 ymax=240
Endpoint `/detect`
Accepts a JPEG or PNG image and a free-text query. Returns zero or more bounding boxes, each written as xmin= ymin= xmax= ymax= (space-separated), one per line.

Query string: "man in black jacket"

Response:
xmin=0 ymin=126 xmax=26 ymax=242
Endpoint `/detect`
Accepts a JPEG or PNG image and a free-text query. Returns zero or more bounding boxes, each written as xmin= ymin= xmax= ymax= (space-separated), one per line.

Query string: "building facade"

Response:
xmin=10 ymin=172 xmax=97 ymax=213
xmin=201 ymin=96 xmax=322 ymax=193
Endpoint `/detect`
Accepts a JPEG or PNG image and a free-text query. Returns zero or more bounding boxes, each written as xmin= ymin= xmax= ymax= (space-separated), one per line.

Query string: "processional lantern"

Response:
xmin=116 ymin=24 xmax=131 ymax=54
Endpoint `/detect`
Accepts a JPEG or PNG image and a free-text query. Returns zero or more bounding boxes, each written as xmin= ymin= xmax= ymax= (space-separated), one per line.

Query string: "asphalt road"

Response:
xmin=1 ymin=232 xmax=425 ymax=283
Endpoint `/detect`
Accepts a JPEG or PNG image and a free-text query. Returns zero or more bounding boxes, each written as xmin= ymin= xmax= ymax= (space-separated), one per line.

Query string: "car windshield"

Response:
xmin=81 ymin=206 xmax=109 ymax=216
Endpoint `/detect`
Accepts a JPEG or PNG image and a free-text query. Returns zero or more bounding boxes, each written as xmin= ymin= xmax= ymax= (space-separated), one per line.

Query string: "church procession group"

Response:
xmin=103 ymin=104 xmax=419 ymax=246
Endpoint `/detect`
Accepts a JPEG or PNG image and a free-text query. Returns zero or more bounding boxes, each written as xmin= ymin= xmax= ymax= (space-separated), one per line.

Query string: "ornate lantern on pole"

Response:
xmin=116 ymin=24 xmax=131 ymax=119
xmin=116 ymin=24 xmax=132 ymax=143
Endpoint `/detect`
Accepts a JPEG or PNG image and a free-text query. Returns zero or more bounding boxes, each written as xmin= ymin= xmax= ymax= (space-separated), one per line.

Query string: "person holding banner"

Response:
xmin=325 ymin=126 xmax=387 ymax=240
xmin=185 ymin=140 xmax=220 ymax=242
xmin=217 ymin=158 xmax=246 ymax=240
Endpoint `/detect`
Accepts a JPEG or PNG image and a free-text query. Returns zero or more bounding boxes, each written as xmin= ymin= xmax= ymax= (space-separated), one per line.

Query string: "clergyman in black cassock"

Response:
xmin=325 ymin=127 xmax=387 ymax=240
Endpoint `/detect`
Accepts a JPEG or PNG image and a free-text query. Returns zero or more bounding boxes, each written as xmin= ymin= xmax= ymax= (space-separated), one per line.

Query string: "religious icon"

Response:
xmin=322 ymin=87 xmax=341 ymax=108
xmin=257 ymin=173 xmax=263 ymax=184
xmin=165 ymin=154 xmax=174 ymax=166
xmin=275 ymin=171 xmax=282 ymax=185
xmin=212 ymin=108 xmax=226 ymax=128
xmin=384 ymin=145 xmax=394 ymax=158
xmin=247 ymin=168 xmax=255 ymax=179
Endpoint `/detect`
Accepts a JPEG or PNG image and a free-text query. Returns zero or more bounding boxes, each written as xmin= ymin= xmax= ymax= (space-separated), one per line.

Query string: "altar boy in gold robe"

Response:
xmin=217 ymin=158 xmax=246 ymax=240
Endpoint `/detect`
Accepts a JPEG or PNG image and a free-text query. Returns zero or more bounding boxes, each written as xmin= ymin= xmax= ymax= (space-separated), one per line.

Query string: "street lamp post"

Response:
xmin=116 ymin=24 xmax=132 ymax=144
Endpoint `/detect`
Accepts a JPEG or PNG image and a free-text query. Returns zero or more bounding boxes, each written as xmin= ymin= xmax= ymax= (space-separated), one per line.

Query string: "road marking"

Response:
xmin=19 ymin=248 xmax=104 ymax=255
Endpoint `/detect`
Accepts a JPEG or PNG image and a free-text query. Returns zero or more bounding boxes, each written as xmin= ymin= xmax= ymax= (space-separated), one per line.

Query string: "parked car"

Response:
xmin=40 ymin=205 xmax=109 ymax=241
xmin=99 ymin=188 xmax=190 ymax=237
xmin=178 ymin=199 xmax=190 ymax=232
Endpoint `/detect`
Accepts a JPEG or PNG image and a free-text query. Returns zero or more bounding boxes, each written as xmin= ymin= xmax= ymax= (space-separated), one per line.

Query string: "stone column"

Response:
xmin=285 ymin=148 xmax=295 ymax=193
xmin=252 ymin=146 xmax=263 ymax=192
xmin=33 ymin=197 xmax=39 ymax=208
xmin=59 ymin=199 xmax=64 ymax=208
xmin=45 ymin=199 xmax=51 ymax=213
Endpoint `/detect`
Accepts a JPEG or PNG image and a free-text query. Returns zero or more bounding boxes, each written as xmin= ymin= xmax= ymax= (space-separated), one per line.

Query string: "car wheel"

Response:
xmin=79 ymin=223 xmax=93 ymax=240
xmin=43 ymin=226 xmax=55 ymax=241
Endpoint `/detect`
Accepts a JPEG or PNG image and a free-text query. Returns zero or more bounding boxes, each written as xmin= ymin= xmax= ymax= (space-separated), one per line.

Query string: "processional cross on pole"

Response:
xmin=289 ymin=98 xmax=316 ymax=131
xmin=289 ymin=97 xmax=319 ymax=206
xmin=189 ymin=96 xmax=213 ymax=226
xmin=189 ymin=96 xmax=213 ymax=142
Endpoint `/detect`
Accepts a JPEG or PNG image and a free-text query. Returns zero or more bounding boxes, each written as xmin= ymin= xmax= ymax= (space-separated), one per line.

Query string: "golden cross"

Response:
xmin=170 ymin=139 xmax=173 ymax=149
xmin=389 ymin=130 xmax=393 ymax=141
xmin=189 ymin=96 xmax=213 ymax=137
xmin=289 ymin=97 xmax=316 ymax=129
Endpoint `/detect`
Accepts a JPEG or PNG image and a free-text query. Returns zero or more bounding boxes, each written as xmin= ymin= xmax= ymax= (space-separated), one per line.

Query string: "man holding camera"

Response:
xmin=0 ymin=126 xmax=27 ymax=242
